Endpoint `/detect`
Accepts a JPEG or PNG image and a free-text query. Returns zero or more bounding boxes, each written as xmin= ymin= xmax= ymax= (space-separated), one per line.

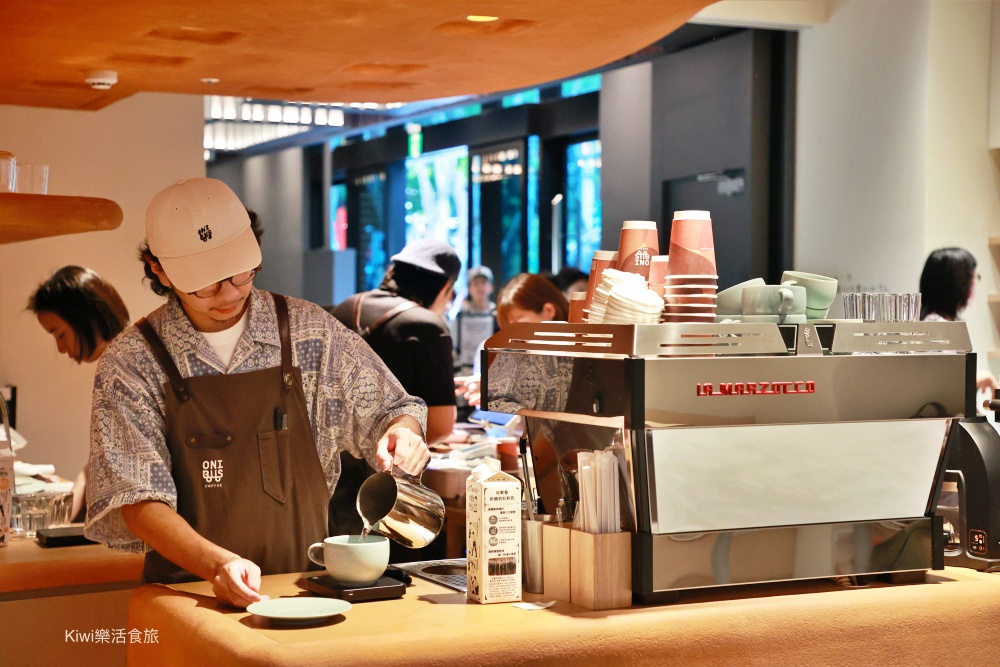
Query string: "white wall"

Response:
xmin=796 ymin=0 xmax=1000 ymax=375
xmin=0 ymin=93 xmax=204 ymax=479
xmin=924 ymin=0 xmax=1000 ymax=363
xmin=796 ymin=0 xmax=930 ymax=294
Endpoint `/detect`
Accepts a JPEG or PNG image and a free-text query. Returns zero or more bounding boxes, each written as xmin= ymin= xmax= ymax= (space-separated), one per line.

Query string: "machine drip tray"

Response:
xmin=393 ymin=558 xmax=467 ymax=593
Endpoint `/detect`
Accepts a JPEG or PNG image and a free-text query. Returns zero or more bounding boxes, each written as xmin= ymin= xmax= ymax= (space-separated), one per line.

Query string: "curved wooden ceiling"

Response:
xmin=4 ymin=0 xmax=713 ymax=111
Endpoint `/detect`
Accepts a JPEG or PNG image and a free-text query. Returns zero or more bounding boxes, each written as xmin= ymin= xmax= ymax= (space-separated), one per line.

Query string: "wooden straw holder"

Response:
xmin=569 ymin=529 xmax=632 ymax=610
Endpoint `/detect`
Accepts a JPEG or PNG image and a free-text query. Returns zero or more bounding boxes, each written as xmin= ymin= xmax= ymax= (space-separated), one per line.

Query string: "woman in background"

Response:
xmin=458 ymin=273 xmax=570 ymax=408
xmin=496 ymin=272 xmax=570 ymax=327
xmin=27 ymin=265 xmax=130 ymax=520
xmin=919 ymin=247 xmax=998 ymax=395
xmin=29 ymin=265 xmax=129 ymax=364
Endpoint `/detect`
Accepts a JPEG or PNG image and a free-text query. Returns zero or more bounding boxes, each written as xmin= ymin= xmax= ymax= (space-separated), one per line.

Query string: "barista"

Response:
xmin=85 ymin=178 xmax=430 ymax=608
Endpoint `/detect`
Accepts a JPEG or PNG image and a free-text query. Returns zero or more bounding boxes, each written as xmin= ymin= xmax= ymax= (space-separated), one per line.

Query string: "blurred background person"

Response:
xmin=457 ymin=272 xmax=570 ymax=409
xmin=919 ymin=247 xmax=997 ymax=396
xmin=553 ymin=266 xmax=589 ymax=301
xmin=452 ymin=265 xmax=497 ymax=377
xmin=27 ymin=265 xmax=130 ymax=521
xmin=451 ymin=266 xmax=498 ymax=421
xmin=329 ymin=238 xmax=460 ymax=559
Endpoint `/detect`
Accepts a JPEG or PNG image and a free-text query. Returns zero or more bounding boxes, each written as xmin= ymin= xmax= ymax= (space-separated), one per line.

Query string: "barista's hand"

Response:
xmin=455 ymin=374 xmax=481 ymax=408
xmin=377 ymin=423 xmax=431 ymax=476
xmin=212 ymin=557 xmax=269 ymax=609
xmin=977 ymin=370 xmax=999 ymax=395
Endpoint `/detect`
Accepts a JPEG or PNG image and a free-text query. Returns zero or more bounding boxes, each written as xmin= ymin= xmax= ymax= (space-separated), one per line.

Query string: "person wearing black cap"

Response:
xmin=329 ymin=239 xmax=460 ymax=557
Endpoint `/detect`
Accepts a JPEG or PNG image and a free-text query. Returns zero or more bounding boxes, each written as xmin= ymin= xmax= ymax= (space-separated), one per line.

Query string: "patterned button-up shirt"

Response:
xmin=85 ymin=289 xmax=427 ymax=552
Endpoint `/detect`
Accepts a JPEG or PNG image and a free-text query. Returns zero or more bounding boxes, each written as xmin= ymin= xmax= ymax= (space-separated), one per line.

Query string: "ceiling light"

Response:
xmin=467 ymin=15 xmax=499 ymax=22
xmin=200 ymin=77 xmax=220 ymax=85
xmin=85 ymin=70 xmax=118 ymax=91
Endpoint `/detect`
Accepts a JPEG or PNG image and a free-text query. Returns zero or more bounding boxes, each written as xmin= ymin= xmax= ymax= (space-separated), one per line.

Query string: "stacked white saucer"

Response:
xmin=659 ymin=274 xmax=718 ymax=323
xmin=603 ymin=284 xmax=665 ymax=324
xmin=587 ymin=269 xmax=647 ymax=324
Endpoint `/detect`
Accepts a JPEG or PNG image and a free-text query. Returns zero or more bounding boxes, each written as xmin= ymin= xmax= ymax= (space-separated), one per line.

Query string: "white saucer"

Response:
xmin=247 ymin=597 xmax=351 ymax=625
xmin=808 ymin=319 xmax=862 ymax=324
xmin=15 ymin=478 xmax=45 ymax=494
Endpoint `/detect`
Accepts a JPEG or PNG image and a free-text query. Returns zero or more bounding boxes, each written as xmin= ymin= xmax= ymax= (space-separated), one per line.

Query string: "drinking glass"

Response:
xmin=841 ymin=292 xmax=921 ymax=322
xmin=14 ymin=163 xmax=49 ymax=194
xmin=15 ymin=493 xmax=53 ymax=538
xmin=0 ymin=151 xmax=15 ymax=193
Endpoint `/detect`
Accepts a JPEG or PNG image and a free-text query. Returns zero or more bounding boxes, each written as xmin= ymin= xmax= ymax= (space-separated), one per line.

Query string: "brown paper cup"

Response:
xmin=584 ymin=250 xmax=618 ymax=312
xmin=617 ymin=220 xmax=659 ymax=279
xmin=666 ymin=243 xmax=716 ymax=276
xmin=568 ymin=292 xmax=587 ymax=324
xmin=648 ymin=255 xmax=670 ymax=284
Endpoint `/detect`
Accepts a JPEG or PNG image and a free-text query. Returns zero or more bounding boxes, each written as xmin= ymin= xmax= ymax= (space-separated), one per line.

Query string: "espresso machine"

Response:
xmin=484 ymin=320 xmax=977 ymax=603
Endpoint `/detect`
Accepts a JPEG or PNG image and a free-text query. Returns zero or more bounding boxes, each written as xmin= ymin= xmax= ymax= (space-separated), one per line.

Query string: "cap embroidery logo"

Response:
xmin=202 ymin=459 xmax=224 ymax=488
xmin=198 ymin=225 xmax=213 ymax=242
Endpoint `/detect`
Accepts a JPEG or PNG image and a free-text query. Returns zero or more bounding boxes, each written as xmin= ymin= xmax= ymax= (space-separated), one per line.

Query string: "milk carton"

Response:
xmin=466 ymin=458 xmax=521 ymax=604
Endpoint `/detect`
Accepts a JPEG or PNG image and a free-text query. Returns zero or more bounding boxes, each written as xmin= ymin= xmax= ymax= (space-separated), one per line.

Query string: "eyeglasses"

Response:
xmin=187 ymin=266 xmax=261 ymax=298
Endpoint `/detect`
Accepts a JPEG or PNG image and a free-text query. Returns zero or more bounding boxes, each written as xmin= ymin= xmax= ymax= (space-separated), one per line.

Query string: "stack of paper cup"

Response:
xmin=660 ymin=274 xmax=718 ymax=323
xmin=666 ymin=211 xmax=715 ymax=277
xmin=587 ymin=269 xmax=646 ymax=324
xmin=583 ymin=251 xmax=618 ymax=317
xmin=617 ymin=220 xmax=659 ymax=280
xmin=647 ymin=255 xmax=670 ymax=296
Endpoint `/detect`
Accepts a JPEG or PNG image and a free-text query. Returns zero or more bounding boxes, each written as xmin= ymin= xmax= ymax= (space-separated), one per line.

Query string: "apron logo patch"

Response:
xmin=202 ymin=459 xmax=224 ymax=488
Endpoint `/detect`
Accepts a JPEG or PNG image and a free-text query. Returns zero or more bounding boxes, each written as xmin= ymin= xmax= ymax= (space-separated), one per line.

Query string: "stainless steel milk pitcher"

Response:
xmin=357 ymin=470 xmax=445 ymax=549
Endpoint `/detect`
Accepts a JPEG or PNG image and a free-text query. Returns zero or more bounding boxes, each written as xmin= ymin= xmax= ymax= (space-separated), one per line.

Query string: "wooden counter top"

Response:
xmin=127 ymin=566 xmax=1000 ymax=666
xmin=0 ymin=533 xmax=143 ymax=596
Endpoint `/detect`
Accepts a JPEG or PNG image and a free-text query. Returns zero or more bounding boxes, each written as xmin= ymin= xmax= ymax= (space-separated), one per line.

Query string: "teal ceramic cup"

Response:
xmin=742 ymin=284 xmax=807 ymax=317
xmin=716 ymin=277 xmax=766 ymax=315
xmin=780 ymin=271 xmax=838 ymax=312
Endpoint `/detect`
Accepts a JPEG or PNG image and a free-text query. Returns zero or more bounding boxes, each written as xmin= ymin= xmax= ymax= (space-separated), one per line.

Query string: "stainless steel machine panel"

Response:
xmin=645 ymin=518 xmax=936 ymax=592
xmin=645 ymin=420 xmax=950 ymax=534
xmin=642 ymin=355 xmax=967 ymax=426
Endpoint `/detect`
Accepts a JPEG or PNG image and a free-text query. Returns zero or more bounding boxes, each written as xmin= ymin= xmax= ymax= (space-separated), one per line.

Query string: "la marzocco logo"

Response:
xmin=696 ymin=380 xmax=816 ymax=397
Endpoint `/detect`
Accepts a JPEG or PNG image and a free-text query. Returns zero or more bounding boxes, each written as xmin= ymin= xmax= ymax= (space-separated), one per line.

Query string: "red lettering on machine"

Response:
xmin=695 ymin=381 xmax=816 ymax=397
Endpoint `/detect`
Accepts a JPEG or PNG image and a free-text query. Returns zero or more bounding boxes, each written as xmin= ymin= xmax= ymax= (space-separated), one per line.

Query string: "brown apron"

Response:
xmin=136 ymin=293 xmax=328 ymax=584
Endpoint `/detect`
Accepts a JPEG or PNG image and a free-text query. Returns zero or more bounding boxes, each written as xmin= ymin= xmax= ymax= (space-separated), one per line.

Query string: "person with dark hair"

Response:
xmin=28 ymin=265 xmax=130 ymax=521
xmin=553 ymin=266 xmax=589 ymax=300
xmin=496 ymin=272 xmax=570 ymax=327
xmin=919 ymin=247 xmax=997 ymax=394
xmin=458 ymin=273 xmax=571 ymax=410
xmin=329 ymin=238 xmax=460 ymax=560
xmin=331 ymin=239 xmax=460 ymax=445
xmin=28 ymin=265 xmax=129 ymax=364
xmin=86 ymin=178 xmax=429 ymax=609
xmin=919 ymin=247 xmax=978 ymax=321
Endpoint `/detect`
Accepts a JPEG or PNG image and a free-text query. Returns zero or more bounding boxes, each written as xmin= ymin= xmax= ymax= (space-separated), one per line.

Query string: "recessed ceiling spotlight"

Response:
xmin=85 ymin=70 xmax=118 ymax=91
xmin=466 ymin=15 xmax=499 ymax=22
xmin=200 ymin=77 xmax=220 ymax=85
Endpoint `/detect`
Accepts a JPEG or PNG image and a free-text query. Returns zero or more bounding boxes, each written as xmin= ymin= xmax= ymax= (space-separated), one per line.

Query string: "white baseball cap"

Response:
xmin=145 ymin=178 xmax=262 ymax=294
